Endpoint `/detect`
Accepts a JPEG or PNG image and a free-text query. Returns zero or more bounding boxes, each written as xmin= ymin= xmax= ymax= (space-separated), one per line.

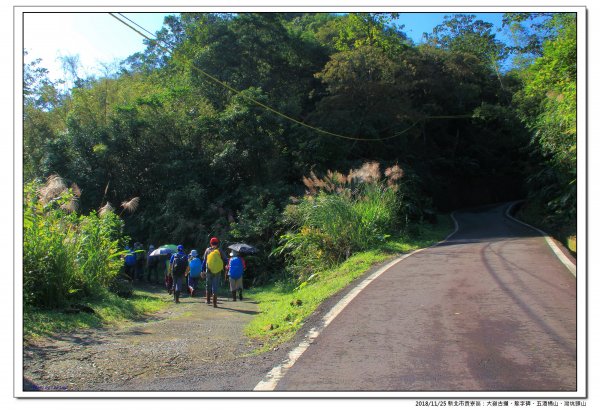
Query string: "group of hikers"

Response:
xmin=123 ymin=237 xmax=245 ymax=307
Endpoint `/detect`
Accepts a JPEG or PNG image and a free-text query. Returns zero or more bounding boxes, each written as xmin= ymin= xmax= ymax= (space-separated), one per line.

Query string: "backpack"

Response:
xmin=189 ymin=258 xmax=202 ymax=278
xmin=206 ymin=249 xmax=224 ymax=273
xmin=125 ymin=252 xmax=137 ymax=266
xmin=228 ymin=257 xmax=244 ymax=280
xmin=171 ymin=253 xmax=188 ymax=277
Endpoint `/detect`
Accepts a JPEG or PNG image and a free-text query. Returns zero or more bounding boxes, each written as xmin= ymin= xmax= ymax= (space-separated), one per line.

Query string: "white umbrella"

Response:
xmin=150 ymin=247 xmax=174 ymax=256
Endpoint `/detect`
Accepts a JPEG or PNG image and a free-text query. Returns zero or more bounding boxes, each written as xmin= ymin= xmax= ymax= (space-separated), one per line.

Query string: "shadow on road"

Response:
xmin=479 ymin=243 xmax=576 ymax=358
xmin=217 ymin=307 xmax=259 ymax=315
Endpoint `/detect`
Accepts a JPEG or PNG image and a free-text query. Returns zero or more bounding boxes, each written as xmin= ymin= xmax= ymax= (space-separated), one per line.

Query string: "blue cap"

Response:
xmin=177 ymin=244 xmax=184 ymax=251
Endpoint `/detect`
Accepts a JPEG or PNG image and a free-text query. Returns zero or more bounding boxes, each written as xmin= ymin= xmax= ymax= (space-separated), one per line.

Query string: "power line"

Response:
xmin=115 ymin=13 xmax=157 ymax=39
xmin=109 ymin=13 xmax=471 ymax=142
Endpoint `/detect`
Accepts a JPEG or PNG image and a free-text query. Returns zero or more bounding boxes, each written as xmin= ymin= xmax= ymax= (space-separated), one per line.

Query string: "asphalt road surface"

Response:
xmin=271 ymin=203 xmax=577 ymax=392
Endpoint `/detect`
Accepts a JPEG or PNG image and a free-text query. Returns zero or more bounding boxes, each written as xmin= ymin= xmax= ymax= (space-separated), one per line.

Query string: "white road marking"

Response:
xmin=505 ymin=201 xmax=576 ymax=277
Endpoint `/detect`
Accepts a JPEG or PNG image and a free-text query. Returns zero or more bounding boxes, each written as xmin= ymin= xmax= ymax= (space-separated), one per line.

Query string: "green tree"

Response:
xmin=513 ymin=14 xmax=576 ymax=237
xmin=425 ymin=14 xmax=508 ymax=92
xmin=23 ymin=52 xmax=71 ymax=180
xmin=330 ymin=13 xmax=407 ymax=53
xmin=310 ymin=45 xmax=417 ymax=164
xmin=501 ymin=12 xmax=572 ymax=66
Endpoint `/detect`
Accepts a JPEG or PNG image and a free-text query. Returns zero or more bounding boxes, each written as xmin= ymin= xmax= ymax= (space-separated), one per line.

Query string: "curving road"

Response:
xmin=266 ymin=203 xmax=577 ymax=392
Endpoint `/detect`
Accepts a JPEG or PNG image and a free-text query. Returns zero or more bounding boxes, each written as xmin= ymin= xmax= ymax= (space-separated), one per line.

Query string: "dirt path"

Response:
xmin=23 ymin=284 xmax=283 ymax=392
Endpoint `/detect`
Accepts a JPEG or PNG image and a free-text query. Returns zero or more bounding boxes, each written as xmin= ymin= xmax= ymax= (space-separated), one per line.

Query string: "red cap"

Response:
xmin=210 ymin=237 xmax=219 ymax=245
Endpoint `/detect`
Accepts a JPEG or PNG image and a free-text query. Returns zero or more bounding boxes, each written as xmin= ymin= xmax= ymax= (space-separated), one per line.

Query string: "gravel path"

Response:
xmin=23 ymin=284 xmax=289 ymax=392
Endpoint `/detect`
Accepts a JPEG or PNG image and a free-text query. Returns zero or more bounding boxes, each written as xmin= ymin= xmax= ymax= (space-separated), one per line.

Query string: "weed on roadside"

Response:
xmin=24 ymin=287 xmax=169 ymax=341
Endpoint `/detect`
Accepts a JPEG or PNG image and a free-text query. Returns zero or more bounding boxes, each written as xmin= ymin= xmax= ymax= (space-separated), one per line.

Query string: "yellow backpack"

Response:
xmin=206 ymin=249 xmax=224 ymax=273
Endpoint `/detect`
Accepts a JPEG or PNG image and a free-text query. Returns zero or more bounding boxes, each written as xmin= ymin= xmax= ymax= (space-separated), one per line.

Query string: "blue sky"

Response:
xmin=399 ymin=12 xmax=504 ymax=43
xmin=23 ymin=12 xmax=506 ymax=82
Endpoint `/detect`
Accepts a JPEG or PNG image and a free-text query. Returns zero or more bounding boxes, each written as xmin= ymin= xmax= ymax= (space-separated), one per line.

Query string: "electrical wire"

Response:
xmin=109 ymin=12 xmax=471 ymax=142
xmin=115 ymin=13 xmax=157 ymax=39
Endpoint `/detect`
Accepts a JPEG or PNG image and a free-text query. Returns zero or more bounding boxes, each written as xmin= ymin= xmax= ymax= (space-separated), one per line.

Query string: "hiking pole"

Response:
xmin=226 ymin=273 xmax=230 ymax=301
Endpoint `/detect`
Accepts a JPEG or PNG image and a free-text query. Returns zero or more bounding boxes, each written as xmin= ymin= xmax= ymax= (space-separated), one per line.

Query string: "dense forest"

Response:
xmin=23 ymin=12 xmax=577 ymax=301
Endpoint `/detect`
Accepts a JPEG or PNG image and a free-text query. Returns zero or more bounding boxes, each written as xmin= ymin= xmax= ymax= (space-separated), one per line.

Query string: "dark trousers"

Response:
xmin=135 ymin=260 xmax=144 ymax=280
xmin=124 ymin=265 xmax=135 ymax=281
xmin=173 ymin=275 xmax=184 ymax=292
xmin=146 ymin=264 xmax=159 ymax=282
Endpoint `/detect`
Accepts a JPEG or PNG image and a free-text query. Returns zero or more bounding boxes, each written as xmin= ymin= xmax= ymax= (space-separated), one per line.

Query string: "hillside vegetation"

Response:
xmin=23 ymin=12 xmax=577 ymax=324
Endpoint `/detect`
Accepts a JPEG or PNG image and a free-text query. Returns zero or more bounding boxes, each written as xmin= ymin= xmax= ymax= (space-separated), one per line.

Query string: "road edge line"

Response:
xmin=505 ymin=201 xmax=576 ymax=277
xmin=253 ymin=212 xmax=460 ymax=392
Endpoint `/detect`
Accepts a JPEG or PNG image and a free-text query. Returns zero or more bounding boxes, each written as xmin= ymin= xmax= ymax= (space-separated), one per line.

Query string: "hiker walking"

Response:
xmin=164 ymin=254 xmax=173 ymax=293
xmin=202 ymin=237 xmax=226 ymax=308
xmin=187 ymin=250 xmax=202 ymax=297
xmin=134 ymin=242 xmax=145 ymax=281
xmin=169 ymin=245 xmax=189 ymax=304
xmin=123 ymin=246 xmax=136 ymax=282
xmin=146 ymin=245 xmax=159 ymax=283
xmin=226 ymin=250 xmax=246 ymax=301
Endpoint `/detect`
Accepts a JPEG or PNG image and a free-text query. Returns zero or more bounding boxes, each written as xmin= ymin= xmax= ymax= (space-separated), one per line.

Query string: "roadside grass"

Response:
xmin=515 ymin=200 xmax=576 ymax=256
xmin=245 ymin=215 xmax=455 ymax=352
xmin=24 ymin=287 xmax=170 ymax=341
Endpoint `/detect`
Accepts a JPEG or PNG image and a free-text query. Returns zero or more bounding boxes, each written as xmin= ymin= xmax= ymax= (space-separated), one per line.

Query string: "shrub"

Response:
xmin=23 ymin=176 xmax=126 ymax=309
xmin=274 ymin=162 xmax=403 ymax=281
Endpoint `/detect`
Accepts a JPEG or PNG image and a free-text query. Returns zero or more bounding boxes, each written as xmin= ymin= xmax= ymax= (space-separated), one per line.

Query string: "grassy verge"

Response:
xmin=245 ymin=215 xmax=455 ymax=352
xmin=23 ymin=287 xmax=170 ymax=341
xmin=515 ymin=200 xmax=576 ymax=257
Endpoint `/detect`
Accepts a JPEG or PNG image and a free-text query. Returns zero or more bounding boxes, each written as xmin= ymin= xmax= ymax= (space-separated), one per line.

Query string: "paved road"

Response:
xmin=272 ymin=203 xmax=577 ymax=392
